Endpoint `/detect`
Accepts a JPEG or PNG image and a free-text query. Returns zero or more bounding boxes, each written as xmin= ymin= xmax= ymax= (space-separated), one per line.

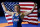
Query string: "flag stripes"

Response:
xmin=4 ymin=2 xmax=38 ymax=25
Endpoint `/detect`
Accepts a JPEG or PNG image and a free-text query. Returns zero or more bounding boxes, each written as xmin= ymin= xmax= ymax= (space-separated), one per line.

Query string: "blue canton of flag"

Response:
xmin=4 ymin=2 xmax=19 ymax=12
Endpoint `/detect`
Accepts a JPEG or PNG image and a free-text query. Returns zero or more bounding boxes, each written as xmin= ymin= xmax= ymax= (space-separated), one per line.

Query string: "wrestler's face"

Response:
xmin=14 ymin=6 xmax=20 ymax=12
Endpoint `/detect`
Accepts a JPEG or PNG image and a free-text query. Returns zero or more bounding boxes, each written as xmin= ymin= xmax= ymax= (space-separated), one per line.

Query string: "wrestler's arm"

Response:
xmin=20 ymin=3 xmax=36 ymax=19
xmin=1 ymin=2 xmax=14 ymax=15
xmin=23 ymin=3 xmax=37 ymax=16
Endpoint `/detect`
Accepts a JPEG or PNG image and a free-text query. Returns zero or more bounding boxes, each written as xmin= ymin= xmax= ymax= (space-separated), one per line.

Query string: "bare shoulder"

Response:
xmin=12 ymin=12 xmax=17 ymax=14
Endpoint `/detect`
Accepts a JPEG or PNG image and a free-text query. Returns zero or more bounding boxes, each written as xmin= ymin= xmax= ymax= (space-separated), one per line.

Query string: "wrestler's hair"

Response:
xmin=14 ymin=4 xmax=20 ymax=11
xmin=14 ymin=4 xmax=20 ymax=9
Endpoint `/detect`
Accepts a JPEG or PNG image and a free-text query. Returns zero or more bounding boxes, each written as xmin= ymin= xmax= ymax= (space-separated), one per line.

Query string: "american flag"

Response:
xmin=3 ymin=2 xmax=38 ymax=25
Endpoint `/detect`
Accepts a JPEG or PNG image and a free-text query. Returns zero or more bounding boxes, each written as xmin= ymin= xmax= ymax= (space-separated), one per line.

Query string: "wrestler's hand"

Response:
xmin=1 ymin=2 xmax=4 ymax=5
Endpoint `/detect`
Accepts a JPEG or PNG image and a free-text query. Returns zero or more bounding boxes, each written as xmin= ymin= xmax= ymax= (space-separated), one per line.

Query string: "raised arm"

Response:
xmin=1 ymin=2 xmax=14 ymax=15
xmin=1 ymin=2 xmax=8 ymax=12
xmin=30 ymin=3 xmax=37 ymax=13
xmin=23 ymin=3 xmax=37 ymax=16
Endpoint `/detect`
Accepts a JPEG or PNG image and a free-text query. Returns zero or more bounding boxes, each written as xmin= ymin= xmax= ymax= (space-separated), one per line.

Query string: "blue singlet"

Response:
xmin=13 ymin=13 xmax=22 ymax=27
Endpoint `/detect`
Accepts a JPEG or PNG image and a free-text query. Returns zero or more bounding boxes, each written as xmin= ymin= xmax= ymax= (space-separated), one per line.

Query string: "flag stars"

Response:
xmin=4 ymin=2 xmax=19 ymax=12
xmin=10 ymin=5 xmax=11 ymax=6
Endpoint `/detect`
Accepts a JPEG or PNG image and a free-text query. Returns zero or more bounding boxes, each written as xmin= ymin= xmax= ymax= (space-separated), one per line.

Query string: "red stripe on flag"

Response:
xmin=8 ymin=22 xmax=13 ymax=24
xmin=31 ymin=12 xmax=38 ymax=14
xmin=23 ymin=18 xmax=38 ymax=21
xmin=20 ymin=8 xmax=37 ymax=10
xmin=20 ymin=8 xmax=32 ymax=10
xmin=28 ymin=22 xmax=38 ymax=25
xmin=7 ymin=18 xmax=12 ymax=20
xmin=19 ymin=4 xmax=34 ymax=6
xmin=5 ymin=15 xmax=11 ymax=17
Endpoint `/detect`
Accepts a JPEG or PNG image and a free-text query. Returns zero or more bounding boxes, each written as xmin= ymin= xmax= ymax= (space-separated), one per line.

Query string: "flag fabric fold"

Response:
xmin=4 ymin=2 xmax=38 ymax=25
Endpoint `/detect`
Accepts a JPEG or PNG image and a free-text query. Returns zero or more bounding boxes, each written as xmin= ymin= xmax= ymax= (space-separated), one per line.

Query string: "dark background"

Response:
xmin=0 ymin=0 xmax=40 ymax=17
